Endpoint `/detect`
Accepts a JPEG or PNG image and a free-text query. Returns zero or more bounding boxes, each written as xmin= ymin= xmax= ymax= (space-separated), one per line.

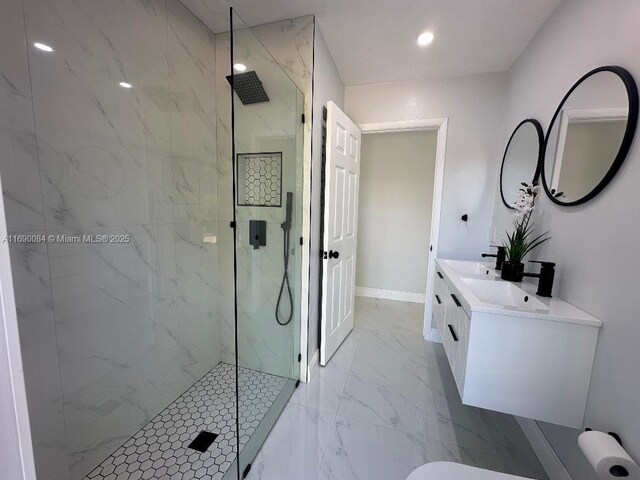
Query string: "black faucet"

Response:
xmin=481 ymin=246 xmax=505 ymax=271
xmin=520 ymin=260 xmax=555 ymax=297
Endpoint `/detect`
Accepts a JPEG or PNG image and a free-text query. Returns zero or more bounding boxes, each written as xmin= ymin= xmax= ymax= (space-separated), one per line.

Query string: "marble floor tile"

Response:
xmin=254 ymin=296 xmax=548 ymax=480
xmin=354 ymin=297 xmax=424 ymax=338
xmin=290 ymin=330 xmax=360 ymax=414
xmin=337 ymin=364 xmax=438 ymax=436
xmin=316 ymin=415 xmax=445 ymax=480
xmin=246 ymin=403 xmax=336 ymax=480
xmin=82 ymin=296 xmax=547 ymax=480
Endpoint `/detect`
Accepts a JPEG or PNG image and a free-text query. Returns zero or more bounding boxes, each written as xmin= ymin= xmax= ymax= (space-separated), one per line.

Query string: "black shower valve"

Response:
xmin=249 ymin=220 xmax=266 ymax=249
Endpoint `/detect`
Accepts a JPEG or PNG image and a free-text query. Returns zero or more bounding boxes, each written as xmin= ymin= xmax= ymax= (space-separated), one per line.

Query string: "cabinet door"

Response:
xmin=456 ymin=310 xmax=471 ymax=394
xmin=450 ymin=291 xmax=472 ymax=390
xmin=433 ymin=272 xmax=446 ymax=334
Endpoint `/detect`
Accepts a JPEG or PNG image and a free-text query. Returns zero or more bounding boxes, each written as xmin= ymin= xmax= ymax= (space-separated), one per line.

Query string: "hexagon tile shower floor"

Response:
xmin=85 ymin=363 xmax=288 ymax=480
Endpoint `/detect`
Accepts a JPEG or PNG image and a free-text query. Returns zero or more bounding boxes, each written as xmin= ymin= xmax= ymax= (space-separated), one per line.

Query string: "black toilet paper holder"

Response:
xmin=583 ymin=429 xmax=630 ymax=478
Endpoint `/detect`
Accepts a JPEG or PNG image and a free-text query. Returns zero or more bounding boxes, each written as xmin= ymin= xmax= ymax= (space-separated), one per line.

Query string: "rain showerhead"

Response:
xmin=226 ymin=71 xmax=269 ymax=105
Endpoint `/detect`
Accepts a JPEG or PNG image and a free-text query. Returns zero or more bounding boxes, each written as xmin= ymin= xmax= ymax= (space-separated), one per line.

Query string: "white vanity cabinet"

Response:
xmin=433 ymin=259 xmax=602 ymax=429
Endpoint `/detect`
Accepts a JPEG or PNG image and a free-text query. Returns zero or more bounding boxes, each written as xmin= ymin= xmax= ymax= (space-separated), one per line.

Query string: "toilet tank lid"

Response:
xmin=406 ymin=462 xmax=534 ymax=480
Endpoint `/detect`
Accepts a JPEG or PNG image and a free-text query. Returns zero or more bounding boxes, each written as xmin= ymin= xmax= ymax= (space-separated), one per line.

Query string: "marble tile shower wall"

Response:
xmin=215 ymin=16 xmax=314 ymax=378
xmin=0 ymin=0 xmax=221 ymax=479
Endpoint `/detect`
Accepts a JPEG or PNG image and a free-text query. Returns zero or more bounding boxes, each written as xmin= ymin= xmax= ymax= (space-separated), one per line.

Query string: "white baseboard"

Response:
xmin=306 ymin=349 xmax=319 ymax=383
xmin=355 ymin=286 xmax=425 ymax=304
xmin=516 ymin=417 xmax=572 ymax=480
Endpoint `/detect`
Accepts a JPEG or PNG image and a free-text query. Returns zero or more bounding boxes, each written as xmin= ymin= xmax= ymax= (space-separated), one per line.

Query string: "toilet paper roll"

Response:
xmin=578 ymin=430 xmax=640 ymax=479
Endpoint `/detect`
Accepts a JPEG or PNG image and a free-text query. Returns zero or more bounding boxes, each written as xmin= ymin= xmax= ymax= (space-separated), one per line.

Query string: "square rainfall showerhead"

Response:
xmin=226 ymin=71 xmax=269 ymax=105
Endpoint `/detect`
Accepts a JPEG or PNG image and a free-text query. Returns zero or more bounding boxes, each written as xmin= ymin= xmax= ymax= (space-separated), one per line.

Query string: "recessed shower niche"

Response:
xmin=237 ymin=152 xmax=283 ymax=207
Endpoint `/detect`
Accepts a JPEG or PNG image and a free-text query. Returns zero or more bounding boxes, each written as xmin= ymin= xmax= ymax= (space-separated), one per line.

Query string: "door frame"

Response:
xmin=0 ymin=172 xmax=37 ymax=478
xmin=358 ymin=118 xmax=449 ymax=341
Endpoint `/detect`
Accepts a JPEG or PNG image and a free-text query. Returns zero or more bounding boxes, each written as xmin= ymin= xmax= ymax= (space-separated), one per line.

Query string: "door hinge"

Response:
xmin=297 ymin=353 xmax=302 ymax=362
xmin=242 ymin=463 xmax=252 ymax=478
xmin=299 ymin=236 xmax=304 ymax=246
xmin=229 ymin=221 xmax=236 ymax=229
xmin=430 ymin=245 xmax=433 ymax=252
xmin=295 ymin=380 xmax=301 ymax=388
xmin=301 ymin=113 xmax=306 ymax=124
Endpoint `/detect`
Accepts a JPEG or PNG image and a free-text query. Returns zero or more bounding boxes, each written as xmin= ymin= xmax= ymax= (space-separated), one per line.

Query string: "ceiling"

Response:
xmin=181 ymin=0 xmax=561 ymax=86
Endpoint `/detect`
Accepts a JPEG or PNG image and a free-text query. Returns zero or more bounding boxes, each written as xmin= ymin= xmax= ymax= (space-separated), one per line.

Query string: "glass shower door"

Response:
xmin=229 ymin=8 xmax=304 ymax=479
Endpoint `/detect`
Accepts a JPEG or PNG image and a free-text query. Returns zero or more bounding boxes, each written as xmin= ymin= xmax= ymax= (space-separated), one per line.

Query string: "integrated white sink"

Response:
xmin=460 ymin=277 xmax=549 ymax=312
xmin=439 ymin=259 xmax=497 ymax=278
xmin=436 ymin=259 xmax=601 ymax=326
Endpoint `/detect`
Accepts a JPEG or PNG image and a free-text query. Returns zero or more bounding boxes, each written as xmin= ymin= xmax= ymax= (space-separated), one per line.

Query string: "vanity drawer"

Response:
xmin=434 ymin=267 xmax=470 ymax=398
xmin=454 ymin=310 xmax=471 ymax=394
xmin=442 ymin=290 xmax=470 ymax=396
xmin=433 ymin=271 xmax=447 ymax=334
xmin=442 ymin=292 xmax=460 ymax=364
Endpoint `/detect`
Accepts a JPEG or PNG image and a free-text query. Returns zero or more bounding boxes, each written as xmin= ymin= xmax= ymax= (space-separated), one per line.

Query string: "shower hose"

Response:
xmin=276 ymin=222 xmax=293 ymax=326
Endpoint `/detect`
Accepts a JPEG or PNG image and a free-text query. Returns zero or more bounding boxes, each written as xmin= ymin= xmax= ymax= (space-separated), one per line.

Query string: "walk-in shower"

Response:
xmin=0 ymin=1 xmax=303 ymax=479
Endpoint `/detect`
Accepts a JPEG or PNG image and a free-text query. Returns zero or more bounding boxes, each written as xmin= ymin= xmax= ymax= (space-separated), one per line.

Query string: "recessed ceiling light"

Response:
xmin=34 ymin=42 xmax=54 ymax=53
xmin=417 ymin=32 xmax=434 ymax=46
xmin=233 ymin=63 xmax=247 ymax=72
xmin=119 ymin=82 xmax=132 ymax=89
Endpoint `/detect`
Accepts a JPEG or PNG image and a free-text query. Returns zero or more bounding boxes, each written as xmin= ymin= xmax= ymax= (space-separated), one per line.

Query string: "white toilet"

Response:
xmin=407 ymin=462 xmax=534 ymax=480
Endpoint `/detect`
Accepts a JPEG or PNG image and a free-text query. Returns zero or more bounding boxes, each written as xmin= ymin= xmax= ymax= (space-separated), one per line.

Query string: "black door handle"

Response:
xmin=437 ymin=271 xmax=443 ymax=279
xmin=435 ymin=294 xmax=441 ymax=304
xmin=329 ymin=250 xmax=340 ymax=259
xmin=448 ymin=324 xmax=459 ymax=342
xmin=450 ymin=294 xmax=461 ymax=307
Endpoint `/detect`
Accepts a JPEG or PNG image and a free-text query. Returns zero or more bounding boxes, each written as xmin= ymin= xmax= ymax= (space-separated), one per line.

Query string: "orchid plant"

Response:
xmin=503 ymin=182 xmax=550 ymax=264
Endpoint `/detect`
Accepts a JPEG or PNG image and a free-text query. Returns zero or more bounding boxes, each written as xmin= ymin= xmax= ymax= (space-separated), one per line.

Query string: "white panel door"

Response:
xmin=320 ymin=101 xmax=361 ymax=366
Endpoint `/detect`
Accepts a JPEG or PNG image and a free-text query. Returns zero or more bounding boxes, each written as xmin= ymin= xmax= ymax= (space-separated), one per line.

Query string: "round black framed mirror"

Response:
xmin=500 ymin=119 xmax=544 ymax=209
xmin=542 ymin=66 xmax=639 ymax=206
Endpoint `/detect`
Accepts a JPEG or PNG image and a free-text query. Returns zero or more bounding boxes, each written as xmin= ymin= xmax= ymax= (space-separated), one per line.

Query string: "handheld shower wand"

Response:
xmin=276 ymin=192 xmax=294 ymax=326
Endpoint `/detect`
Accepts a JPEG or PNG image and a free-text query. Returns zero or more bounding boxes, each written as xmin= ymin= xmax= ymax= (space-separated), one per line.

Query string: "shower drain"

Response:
xmin=188 ymin=431 xmax=219 ymax=453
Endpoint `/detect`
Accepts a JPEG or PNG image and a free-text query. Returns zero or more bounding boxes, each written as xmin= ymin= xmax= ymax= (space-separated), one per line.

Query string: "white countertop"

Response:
xmin=436 ymin=258 xmax=602 ymax=328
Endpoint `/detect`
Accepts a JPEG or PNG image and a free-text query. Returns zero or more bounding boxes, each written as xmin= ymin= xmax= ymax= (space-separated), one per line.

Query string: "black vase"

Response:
xmin=501 ymin=261 xmax=524 ymax=282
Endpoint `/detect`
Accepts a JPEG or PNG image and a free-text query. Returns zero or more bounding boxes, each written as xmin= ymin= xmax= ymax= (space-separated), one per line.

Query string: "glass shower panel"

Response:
xmin=230 ymin=8 xmax=304 ymax=478
xmin=0 ymin=0 xmax=233 ymax=479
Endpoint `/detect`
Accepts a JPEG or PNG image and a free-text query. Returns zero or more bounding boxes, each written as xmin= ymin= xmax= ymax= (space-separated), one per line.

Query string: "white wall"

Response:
xmin=307 ymin=22 xmax=345 ymax=364
xmin=356 ymin=130 xmax=437 ymax=294
xmin=491 ymin=1 xmax=640 ymax=477
xmin=345 ymin=73 xmax=507 ymax=263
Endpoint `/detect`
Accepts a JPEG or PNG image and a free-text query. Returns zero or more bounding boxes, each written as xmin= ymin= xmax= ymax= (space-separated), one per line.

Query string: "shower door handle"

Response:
xmin=328 ymin=250 xmax=340 ymax=259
